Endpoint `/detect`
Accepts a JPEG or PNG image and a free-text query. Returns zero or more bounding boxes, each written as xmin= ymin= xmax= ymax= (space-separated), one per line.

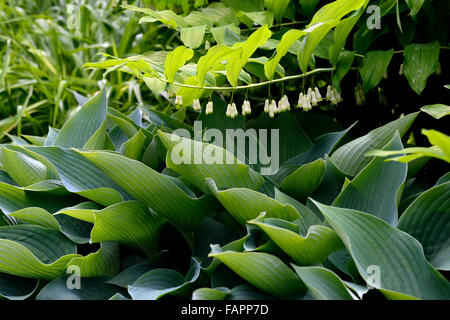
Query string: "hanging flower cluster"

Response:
xmin=174 ymin=95 xmax=183 ymax=105
xmin=325 ymin=85 xmax=342 ymax=106
xmin=354 ymin=83 xmax=366 ymax=106
xmin=242 ymin=100 xmax=252 ymax=116
xmin=192 ymin=99 xmax=201 ymax=111
xmin=226 ymin=103 xmax=239 ymax=118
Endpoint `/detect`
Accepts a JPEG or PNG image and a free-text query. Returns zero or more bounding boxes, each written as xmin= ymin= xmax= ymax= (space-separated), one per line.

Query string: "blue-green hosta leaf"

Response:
xmin=164 ymin=46 xmax=194 ymax=83
xmin=0 ymin=272 xmax=39 ymax=300
xmin=91 ymin=201 xmax=165 ymax=256
xmin=209 ymin=245 xmax=306 ymax=297
xmin=158 ymin=131 xmax=264 ymax=193
xmin=79 ymin=150 xmax=216 ymax=231
xmin=67 ymin=242 xmax=120 ymax=278
xmin=9 ymin=207 xmax=60 ymax=229
xmin=420 ymin=104 xmax=450 ymax=119
xmin=333 ymin=132 xmax=407 ymax=225
xmin=128 ymin=258 xmax=200 ymax=300
xmin=0 ymin=225 xmax=79 ymax=280
xmin=107 ymin=262 xmax=154 ymax=288
xmin=26 ymin=147 xmax=130 ymax=206
xmin=331 ymin=112 xmax=418 ymax=176
xmin=292 ymin=266 xmax=356 ymax=300
xmin=359 ymin=49 xmax=394 ymax=93
xmin=280 ymin=159 xmax=325 ymax=202
xmin=192 ymin=283 xmax=274 ymax=300
xmin=403 ymin=42 xmax=440 ymax=95
xmin=206 ymin=178 xmax=300 ymax=225
xmin=120 ymin=129 xmax=147 ymax=160
xmin=36 ymin=276 xmax=124 ymax=300
xmin=192 ymin=287 xmax=230 ymax=300
xmin=398 ymin=182 xmax=450 ymax=270
xmin=249 ymin=214 xmax=344 ymax=265
xmin=312 ymin=200 xmax=450 ymax=300
xmin=0 ymin=147 xmax=47 ymax=187
xmin=53 ymin=88 xmax=107 ymax=148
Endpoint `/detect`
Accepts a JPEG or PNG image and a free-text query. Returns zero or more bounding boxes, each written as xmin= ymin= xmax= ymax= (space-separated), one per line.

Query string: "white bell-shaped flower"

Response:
xmin=205 ymin=101 xmax=214 ymax=115
xmin=314 ymin=87 xmax=322 ymax=101
xmin=192 ymin=99 xmax=201 ymax=111
xmin=264 ymin=99 xmax=270 ymax=113
xmin=326 ymin=85 xmax=332 ymax=101
xmin=242 ymin=100 xmax=251 ymax=116
xmin=269 ymin=100 xmax=277 ymax=118
xmin=175 ymin=95 xmax=183 ymax=105
xmin=311 ymin=91 xmax=318 ymax=106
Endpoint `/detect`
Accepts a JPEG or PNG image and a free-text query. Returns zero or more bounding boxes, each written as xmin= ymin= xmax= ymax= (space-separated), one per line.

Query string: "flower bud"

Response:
xmin=205 ymin=101 xmax=213 ymax=115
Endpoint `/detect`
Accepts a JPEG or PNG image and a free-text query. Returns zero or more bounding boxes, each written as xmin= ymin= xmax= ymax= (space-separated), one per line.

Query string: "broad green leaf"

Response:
xmin=403 ymin=42 xmax=440 ymax=95
xmin=27 ymin=147 xmax=130 ymax=206
xmin=120 ymin=130 xmax=147 ymax=160
xmin=312 ymin=200 xmax=450 ymax=300
xmin=309 ymin=0 xmax=366 ymax=25
xmin=331 ymin=112 xmax=418 ymax=176
xmin=209 ymin=245 xmax=305 ymax=297
xmin=0 ymin=272 xmax=39 ymax=300
xmin=196 ymin=45 xmax=242 ymax=86
xmin=249 ymin=214 xmax=343 ymax=265
xmin=79 ymin=150 xmax=216 ymax=231
xmin=299 ymin=21 xmax=336 ymax=73
xmin=280 ymin=159 xmax=325 ymax=202
xmin=180 ymin=25 xmax=206 ymax=49
xmin=9 ymin=207 xmax=60 ymax=229
xmin=332 ymin=51 xmax=355 ymax=90
xmin=107 ymin=262 xmax=154 ymax=288
xmin=359 ymin=49 xmax=393 ymax=93
xmin=91 ymin=201 xmax=164 ymax=256
xmin=206 ymin=178 xmax=300 ymax=225
xmin=265 ymin=29 xmax=306 ymax=80
xmin=0 ymin=225 xmax=79 ymax=280
xmin=406 ymin=0 xmax=425 ymax=18
xmin=329 ymin=2 xmax=367 ymax=66
xmin=128 ymin=259 xmax=200 ymax=300
xmin=398 ymin=182 xmax=450 ymax=270
xmin=292 ymin=266 xmax=355 ymax=300
xmin=299 ymin=0 xmax=321 ymax=16
xmin=192 ymin=287 xmax=230 ymax=300
xmin=158 ymin=131 xmax=264 ymax=192
xmin=422 ymin=129 xmax=450 ymax=160
xmin=164 ymin=46 xmax=194 ymax=83
xmin=36 ymin=276 xmax=124 ymax=300
xmin=67 ymin=242 xmax=119 ymax=278
xmin=83 ymin=122 xmax=110 ymax=151
xmin=53 ymin=88 xmax=107 ymax=148
xmin=226 ymin=25 xmax=272 ymax=87
xmin=0 ymin=147 xmax=47 ymax=187
xmin=264 ymin=0 xmax=291 ymax=22
xmin=333 ymin=133 xmax=407 ymax=225
xmin=420 ymin=104 xmax=450 ymax=119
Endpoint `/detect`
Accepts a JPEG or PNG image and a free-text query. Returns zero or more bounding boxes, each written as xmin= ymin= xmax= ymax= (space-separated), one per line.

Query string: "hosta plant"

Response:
xmin=0 ymin=87 xmax=448 ymax=300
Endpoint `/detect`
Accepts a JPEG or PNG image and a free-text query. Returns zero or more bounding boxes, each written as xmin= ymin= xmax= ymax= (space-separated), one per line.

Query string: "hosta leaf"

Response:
xmin=120 ymin=129 xmax=147 ymax=160
xmin=0 ymin=148 xmax=47 ymax=187
xmin=36 ymin=276 xmax=124 ymax=300
xmin=79 ymin=150 xmax=216 ymax=231
xmin=420 ymin=104 xmax=450 ymax=119
xmin=206 ymin=178 xmax=300 ymax=225
xmin=398 ymin=182 xmax=450 ymax=270
xmin=403 ymin=42 xmax=440 ymax=95
xmin=312 ymin=200 xmax=450 ymax=300
xmin=128 ymin=259 xmax=200 ymax=300
xmin=359 ymin=49 xmax=394 ymax=93
xmin=107 ymin=262 xmax=154 ymax=288
xmin=158 ymin=131 xmax=264 ymax=192
xmin=91 ymin=201 xmax=164 ymax=256
xmin=292 ymin=266 xmax=355 ymax=300
xmin=67 ymin=242 xmax=120 ymax=277
xmin=333 ymin=132 xmax=407 ymax=225
xmin=249 ymin=214 xmax=344 ymax=265
xmin=280 ymin=159 xmax=325 ymax=202
xmin=27 ymin=147 xmax=130 ymax=206
xmin=0 ymin=225 xmax=79 ymax=280
xmin=192 ymin=287 xmax=230 ymax=300
xmin=209 ymin=245 xmax=305 ymax=297
xmin=164 ymin=46 xmax=194 ymax=83
xmin=0 ymin=272 xmax=39 ymax=300
xmin=53 ymin=88 xmax=107 ymax=148
xmin=180 ymin=25 xmax=206 ymax=49
xmin=331 ymin=112 xmax=418 ymax=176
xmin=9 ymin=207 xmax=60 ymax=229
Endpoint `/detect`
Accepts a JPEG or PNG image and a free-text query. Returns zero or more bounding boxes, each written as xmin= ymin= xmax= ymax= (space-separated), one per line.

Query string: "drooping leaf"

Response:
xmin=359 ymin=49 xmax=394 ymax=93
